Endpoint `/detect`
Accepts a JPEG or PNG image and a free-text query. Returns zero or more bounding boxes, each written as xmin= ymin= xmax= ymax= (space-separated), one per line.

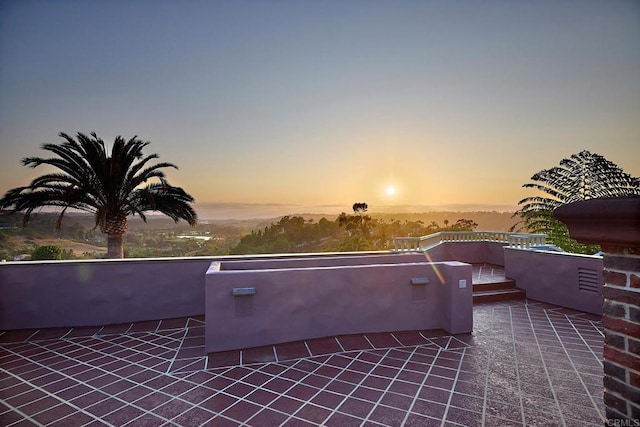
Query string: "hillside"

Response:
xmin=1 ymin=210 xmax=520 ymax=260
xmin=295 ymin=211 xmax=518 ymax=232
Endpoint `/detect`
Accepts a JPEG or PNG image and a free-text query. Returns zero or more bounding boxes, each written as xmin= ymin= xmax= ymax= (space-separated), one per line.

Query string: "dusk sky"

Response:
xmin=1 ymin=1 xmax=639 ymax=219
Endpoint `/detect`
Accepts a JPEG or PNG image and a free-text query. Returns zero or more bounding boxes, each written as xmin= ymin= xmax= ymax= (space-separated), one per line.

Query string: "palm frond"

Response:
xmin=515 ymin=150 xmax=639 ymax=253
xmin=0 ymin=132 xmax=197 ymax=244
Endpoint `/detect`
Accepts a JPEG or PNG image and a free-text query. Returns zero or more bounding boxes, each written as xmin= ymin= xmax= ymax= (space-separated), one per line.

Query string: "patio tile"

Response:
xmin=366 ymin=332 xmax=402 ymax=349
xmin=296 ymin=403 xmax=332 ymax=424
xmin=337 ymin=397 xmax=375 ymax=418
xmin=225 ymin=381 xmax=254 ymax=399
xmin=337 ymin=334 xmax=374 ymax=351
xmin=132 ymin=391 xmax=173 ymax=411
xmin=199 ymin=392 xmax=238 ymax=413
xmin=48 ymin=411 xmax=95 ymax=427
xmin=403 ymin=412 xmax=442 ymax=427
xmin=325 ymin=379 xmax=357 ymax=395
xmin=246 ymin=388 xmax=279 ymax=406
xmin=362 ymin=375 xmax=392 ymax=390
xmin=85 ymin=397 xmax=127 ymax=417
xmin=128 ymin=320 xmax=161 ymax=333
xmin=221 ymin=400 xmax=262 ymax=422
xmin=303 ymin=373 xmax=332 ymax=389
xmin=269 ymin=395 xmax=305 ymax=413
xmin=0 ymin=300 xmax=606 ymax=426
xmin=102 ymin=405 xmax=146 ymax=425
xmin=29 ymin=328 xmax=73 ymax=341
xmin=306 ymin=337 xmax=343 ymax=356
xmin=182 ymin=336 xmax=205 ymax=347
xmin=410 ymin=399 xmax=447 ymax=419
xmin=324 ymin=411 xmax=368 ymax=426
xmin=264 ymin=377 xmax=297 ymax=394
xmin=275 ymin=341 xmax=311 ymax=360
xmin=172 ymin=346 xmax=202 ymax=361
xmin=171 ymin=406 xmax=217 ymax=425
xmin=369 ymin=404 xmax=406 ymax=425
xmin=177 ymin=385 xmax=214 ymax=405
xmin=242 ymin=345 xmax=276 ymax=364
xmin=380 ymin=391 xmax=413 ymax=410
xmin=388 ymin=379 xmax=420 ymax=396
xmin=394 ymin=331 xmax=432 ymax=346
xmin=310 ymin=390 xmax=344 ymax=409
xmin=351 ymin=386 xmax=384 ymax=403
xmin=152 ymin=398 xmax=193 ymax=419
xmin=282 ymin=385 xmax=318 ymax=404
xmin=122 ymin=413 xmax=166 ymax=427
xmin=98 ymin=323 xmax=132 ymax=335
xmin=158 ymin=317 xmax=189 ymax=330
xmin=207 ymin=350 xmax=240 ymax=368
xmin=0 ymin=330 xmax=37 ymax=343
xmin=446 ymin=406 xmax=484 ymax=427
xmin=248 ymin=407 xmax=289 ymax=425
xmin=5 ymin=389 xmax=46 ymax=407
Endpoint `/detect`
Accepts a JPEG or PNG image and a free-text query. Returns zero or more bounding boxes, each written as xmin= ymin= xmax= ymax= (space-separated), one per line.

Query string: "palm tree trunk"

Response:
xmin=107 ymin=234 xmax=124 ymax=258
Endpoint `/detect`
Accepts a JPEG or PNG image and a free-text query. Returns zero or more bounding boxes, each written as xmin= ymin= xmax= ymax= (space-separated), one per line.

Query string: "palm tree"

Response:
xmin=512 ymin=150 xmax=639 ymax=253
xmin=0 ymin=132 xmax=197 ymax=258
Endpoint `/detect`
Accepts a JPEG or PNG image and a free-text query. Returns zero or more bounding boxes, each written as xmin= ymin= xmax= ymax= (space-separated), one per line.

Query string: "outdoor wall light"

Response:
xmin=232 ymin=287 xmax=256 ymax=296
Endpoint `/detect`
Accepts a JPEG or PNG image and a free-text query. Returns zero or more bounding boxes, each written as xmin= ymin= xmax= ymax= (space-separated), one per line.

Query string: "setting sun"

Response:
xmin=386 ymin=186 xmax=396 ymax=197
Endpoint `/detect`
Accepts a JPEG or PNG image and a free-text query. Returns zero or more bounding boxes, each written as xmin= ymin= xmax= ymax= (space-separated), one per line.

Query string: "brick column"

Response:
xmin=555 ymin=196 xmax=640 ymax=423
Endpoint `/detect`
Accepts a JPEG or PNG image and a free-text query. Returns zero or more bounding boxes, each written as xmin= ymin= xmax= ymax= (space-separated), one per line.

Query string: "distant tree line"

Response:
xmin=230 ymin=203 xmax=478 ymax=255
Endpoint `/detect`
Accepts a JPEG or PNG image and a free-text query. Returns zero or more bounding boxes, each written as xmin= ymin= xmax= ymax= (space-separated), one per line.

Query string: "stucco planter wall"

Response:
xmin=205 ymin=256 xmax=473 ymax=353
xmin=504 ymin=247 xmax=603 ymax=314
xmin=426 ymin=241 xmax=506 ymax=265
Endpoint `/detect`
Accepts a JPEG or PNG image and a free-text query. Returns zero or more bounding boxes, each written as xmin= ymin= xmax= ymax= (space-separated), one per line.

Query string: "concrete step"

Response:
xmin=473 ymin=288 xmax=527 ymax=304
xmin=472 ymin=280 xmax=517 ymax=292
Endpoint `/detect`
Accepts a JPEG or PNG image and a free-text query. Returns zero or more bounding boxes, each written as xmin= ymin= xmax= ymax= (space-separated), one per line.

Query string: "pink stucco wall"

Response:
xmin=425 ymin=241 xmax=506 ymax=265
xmin=219 ymin=252 xmax=427 ymax=270
xmin=0 ymin=252 xmax=430 ymax=331
xmin=0 ymin=257 xmax=211 ymax=330
xmin=504 ymin=247 xmax=603 ymax=314
xmin=205 ymin=258 xmax=472 ymax=353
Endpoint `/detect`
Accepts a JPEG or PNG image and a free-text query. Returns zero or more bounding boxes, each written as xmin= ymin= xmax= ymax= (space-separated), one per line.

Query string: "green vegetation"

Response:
xmin=1 ymin=210 xmax=508 ymax=260
xmin=0 ymin=132 xmax=197 ymax=258
xmin=30 ymin=245 xmax=63 ymax=260
xmin=513 ymin=150 xmax=640 ymax=254
xmin=229 ymin=204 xmax=478 ymax=255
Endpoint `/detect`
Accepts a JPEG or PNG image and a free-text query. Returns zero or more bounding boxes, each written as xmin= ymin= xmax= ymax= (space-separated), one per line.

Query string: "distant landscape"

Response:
xmin=0 ymin=210 xmax=519 ymax=261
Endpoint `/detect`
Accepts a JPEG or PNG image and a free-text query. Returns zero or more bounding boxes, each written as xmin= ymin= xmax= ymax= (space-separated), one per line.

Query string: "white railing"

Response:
xmin=393 ymin=231 xmax=547 ymax=252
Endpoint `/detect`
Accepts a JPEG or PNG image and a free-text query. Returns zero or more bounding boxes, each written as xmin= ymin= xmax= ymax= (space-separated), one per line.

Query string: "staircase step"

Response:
xmin=473 ymin=288 xmax=526 ymax=304
xmin=472 ymin=280 xmax=516 ymax=292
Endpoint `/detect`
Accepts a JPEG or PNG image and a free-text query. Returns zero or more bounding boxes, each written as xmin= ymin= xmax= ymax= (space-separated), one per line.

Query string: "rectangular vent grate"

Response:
xmin=578 ymin=268 xmax=600 ymax=294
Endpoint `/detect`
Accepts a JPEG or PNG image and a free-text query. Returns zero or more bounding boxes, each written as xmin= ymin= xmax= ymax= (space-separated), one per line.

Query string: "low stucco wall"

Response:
xmin=219 ymin=252 xmax=427 ymax=270
xmin=425 ymin=241 xmax=506 ymax=265
xmin=504 ymin=247 xmax=603 ymax=314
xmin=0 ymin=251 xmax=421 ymax=331
xmin=0 ymin=257 xmax=212 ymax=330
xmin=205 ymin=258 xmax=472 ymax=353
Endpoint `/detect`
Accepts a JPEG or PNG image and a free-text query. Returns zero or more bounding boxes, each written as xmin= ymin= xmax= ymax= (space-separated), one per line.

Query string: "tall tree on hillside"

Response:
xmin=0 ymin=132 xmax=197 ymax=258
xmin=337 ymin=202 xmax=374 ymax=251
xmin=512 ymin=150 xmax=639 ymax=253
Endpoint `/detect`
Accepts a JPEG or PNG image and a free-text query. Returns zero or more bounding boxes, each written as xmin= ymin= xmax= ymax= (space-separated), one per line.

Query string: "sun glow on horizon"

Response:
xmin=385 ymin=186 xmax=396 ymax=197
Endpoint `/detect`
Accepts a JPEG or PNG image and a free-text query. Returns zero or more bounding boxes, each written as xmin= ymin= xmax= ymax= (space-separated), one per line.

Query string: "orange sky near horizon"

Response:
xmin=1 ymin=1 xmax=638 ymax=218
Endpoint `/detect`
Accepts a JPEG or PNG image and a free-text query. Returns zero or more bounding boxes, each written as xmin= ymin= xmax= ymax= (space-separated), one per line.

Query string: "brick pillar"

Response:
xmin=555 ymin=196 xmax=640 ymax=423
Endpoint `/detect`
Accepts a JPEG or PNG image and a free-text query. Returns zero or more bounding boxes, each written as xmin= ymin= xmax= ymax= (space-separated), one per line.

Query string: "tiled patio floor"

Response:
xmin=472 ymin=263 xmax=506 ymax=284
xmin=1 ymin=299 xmax=604 ymax=426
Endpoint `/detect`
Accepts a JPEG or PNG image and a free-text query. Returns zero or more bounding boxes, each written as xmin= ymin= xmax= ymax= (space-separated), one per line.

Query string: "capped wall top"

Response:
xmin=553 ymin=196 xmax=640 ymax=247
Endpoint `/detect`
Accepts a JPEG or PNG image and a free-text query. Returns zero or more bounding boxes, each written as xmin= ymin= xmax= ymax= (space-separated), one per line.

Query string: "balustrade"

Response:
xmin=393 ymin=231 xmax=547 ymax=252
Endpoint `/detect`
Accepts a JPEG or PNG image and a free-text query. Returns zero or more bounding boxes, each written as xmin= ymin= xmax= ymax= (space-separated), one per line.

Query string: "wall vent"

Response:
xmin=578 ymin=268 xmax=600 ymax=294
